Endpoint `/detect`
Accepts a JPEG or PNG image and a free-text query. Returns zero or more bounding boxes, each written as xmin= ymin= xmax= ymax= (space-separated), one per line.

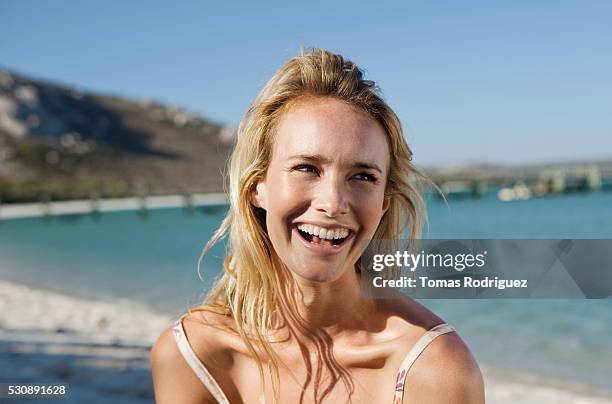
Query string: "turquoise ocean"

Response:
xmin=1 ymin=192 xmax=611 ymax=392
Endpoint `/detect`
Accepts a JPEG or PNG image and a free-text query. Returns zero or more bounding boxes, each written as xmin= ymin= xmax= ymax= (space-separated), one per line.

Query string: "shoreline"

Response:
xmin=0 ymin=193 xmax=228 ymax=220
xmin=1 ymin=279 xmax=611 ymax=403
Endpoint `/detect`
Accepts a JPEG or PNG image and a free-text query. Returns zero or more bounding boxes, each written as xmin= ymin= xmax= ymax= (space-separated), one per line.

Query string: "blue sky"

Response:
xmin=1 ymin=1 xmax=610 ymax=165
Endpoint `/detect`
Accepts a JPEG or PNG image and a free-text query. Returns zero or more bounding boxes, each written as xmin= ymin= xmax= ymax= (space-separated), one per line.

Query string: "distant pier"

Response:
xmin=434 ymin=164 xmax=612 ymax=201
xmin=0 ymin=193 xmax=228 ymax=220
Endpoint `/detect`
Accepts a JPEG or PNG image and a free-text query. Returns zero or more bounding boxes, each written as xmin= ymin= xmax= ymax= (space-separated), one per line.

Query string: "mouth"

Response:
xmin=293 ymin=223 xmax=354 ymax=254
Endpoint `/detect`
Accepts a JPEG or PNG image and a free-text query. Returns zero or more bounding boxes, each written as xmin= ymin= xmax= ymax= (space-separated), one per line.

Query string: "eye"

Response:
xmin=293 ymin=164 xmax=319 ymax=175
xmin=353 ymin=172 xmax=378 ymax=182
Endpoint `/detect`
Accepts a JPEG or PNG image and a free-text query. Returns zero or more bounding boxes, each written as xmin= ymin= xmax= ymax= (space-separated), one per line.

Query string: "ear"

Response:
xmin=382 ymin=194 xmax=390 ymax=214
xmin=250 ymin=181 xmax=267 ymax=210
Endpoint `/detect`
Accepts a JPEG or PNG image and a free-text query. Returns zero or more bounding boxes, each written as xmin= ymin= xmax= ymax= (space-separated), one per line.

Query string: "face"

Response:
xmin=251 ymin=97 xmax=390 ymax=283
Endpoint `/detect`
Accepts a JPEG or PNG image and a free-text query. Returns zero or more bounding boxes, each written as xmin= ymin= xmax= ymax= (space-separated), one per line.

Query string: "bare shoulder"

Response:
xmin=375 ymin=297 xmax=484 ymax=403
xmin=382 ymin=298 xmax=484 ymax=404
xmin=404 ymin=330 xmax=484 ymax=403
xmin=150 ymin=310 xmax=236 ymax=404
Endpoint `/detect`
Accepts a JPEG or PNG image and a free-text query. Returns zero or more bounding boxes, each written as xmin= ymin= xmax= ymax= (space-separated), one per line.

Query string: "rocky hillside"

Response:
xmin=0 ymin=70 xmax=236 ymax=203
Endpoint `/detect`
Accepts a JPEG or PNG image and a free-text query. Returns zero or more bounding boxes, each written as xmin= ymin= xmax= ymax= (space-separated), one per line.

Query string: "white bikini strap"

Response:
xmin=172 ymin=316 xmax=231 ymax=404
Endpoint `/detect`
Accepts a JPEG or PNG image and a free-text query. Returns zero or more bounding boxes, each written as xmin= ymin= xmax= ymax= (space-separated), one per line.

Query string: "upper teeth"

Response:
xmin=297 ymin=224 xmax=350 ymax=240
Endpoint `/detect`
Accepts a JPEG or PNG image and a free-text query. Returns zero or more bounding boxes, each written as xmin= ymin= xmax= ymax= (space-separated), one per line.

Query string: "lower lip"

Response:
xmin=293 ymin=228 xmax=353 ymax=256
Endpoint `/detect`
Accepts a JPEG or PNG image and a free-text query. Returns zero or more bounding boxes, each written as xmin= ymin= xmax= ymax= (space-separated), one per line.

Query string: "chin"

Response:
xmin=290 ymin=263 xmax=347 ymax=284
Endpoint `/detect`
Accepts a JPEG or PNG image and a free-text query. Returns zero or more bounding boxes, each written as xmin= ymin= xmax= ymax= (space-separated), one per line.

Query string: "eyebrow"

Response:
xmin=287 ymin=154 xmax=383 ymax=174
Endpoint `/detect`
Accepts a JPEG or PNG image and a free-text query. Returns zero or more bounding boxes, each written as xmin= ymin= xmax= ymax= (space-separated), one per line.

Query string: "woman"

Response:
xmin=151 ymin=48 xmax=484 ymax=404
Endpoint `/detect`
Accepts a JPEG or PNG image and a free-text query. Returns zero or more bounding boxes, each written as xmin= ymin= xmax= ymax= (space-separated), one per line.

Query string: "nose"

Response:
xmin=313 ymin=174 xmax=349 ymax=217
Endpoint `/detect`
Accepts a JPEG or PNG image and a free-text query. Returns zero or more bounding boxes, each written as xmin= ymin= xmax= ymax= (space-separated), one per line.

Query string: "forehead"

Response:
xmin=273 ymin=97 xmax=390 ymax=167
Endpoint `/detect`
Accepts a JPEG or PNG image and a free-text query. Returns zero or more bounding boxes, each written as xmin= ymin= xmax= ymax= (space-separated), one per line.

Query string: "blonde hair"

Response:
xmin=191 ymin=47 xmax=427 ymax=403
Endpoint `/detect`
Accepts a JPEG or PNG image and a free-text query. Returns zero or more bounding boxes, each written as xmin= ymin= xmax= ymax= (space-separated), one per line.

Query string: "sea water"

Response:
xmin=1 ymin=192 xmax=611 ymax=391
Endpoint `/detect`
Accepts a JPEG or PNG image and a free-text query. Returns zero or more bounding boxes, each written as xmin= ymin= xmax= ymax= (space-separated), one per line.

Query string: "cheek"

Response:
xmin=264 ymin=175 xmax=308 ymax=229
xmin=355 ymin=189 xmax=387 ymax=230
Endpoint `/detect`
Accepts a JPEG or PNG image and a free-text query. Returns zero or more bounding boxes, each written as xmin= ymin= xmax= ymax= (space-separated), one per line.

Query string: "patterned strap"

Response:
xmin=172 ymin=315 xmax=231 ymax=404
xmin=392 ymin=323 xmax=456 ymax=404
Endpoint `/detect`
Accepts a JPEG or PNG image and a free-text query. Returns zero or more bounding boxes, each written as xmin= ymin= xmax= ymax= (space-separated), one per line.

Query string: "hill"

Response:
xmin=0 ymin=70 xmax=234 ymax=203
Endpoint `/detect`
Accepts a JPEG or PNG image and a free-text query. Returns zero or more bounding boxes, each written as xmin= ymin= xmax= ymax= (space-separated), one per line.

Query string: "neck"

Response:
xmin=282 ymin=266 xmax=376 ymax=339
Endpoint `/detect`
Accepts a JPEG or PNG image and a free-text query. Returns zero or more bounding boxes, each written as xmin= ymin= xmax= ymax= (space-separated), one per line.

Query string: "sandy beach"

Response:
xmin=1 ymin=280 xmax=611 ymax=403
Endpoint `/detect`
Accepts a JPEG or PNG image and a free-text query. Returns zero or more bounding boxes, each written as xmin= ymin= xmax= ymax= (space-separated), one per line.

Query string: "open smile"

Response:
xmin=293 ymin=224 xmax=354 ymax=255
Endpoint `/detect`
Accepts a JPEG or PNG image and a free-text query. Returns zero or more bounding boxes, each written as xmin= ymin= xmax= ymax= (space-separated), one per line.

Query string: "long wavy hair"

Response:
xmin=191 ymin=47 xmax=428 ymax=403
